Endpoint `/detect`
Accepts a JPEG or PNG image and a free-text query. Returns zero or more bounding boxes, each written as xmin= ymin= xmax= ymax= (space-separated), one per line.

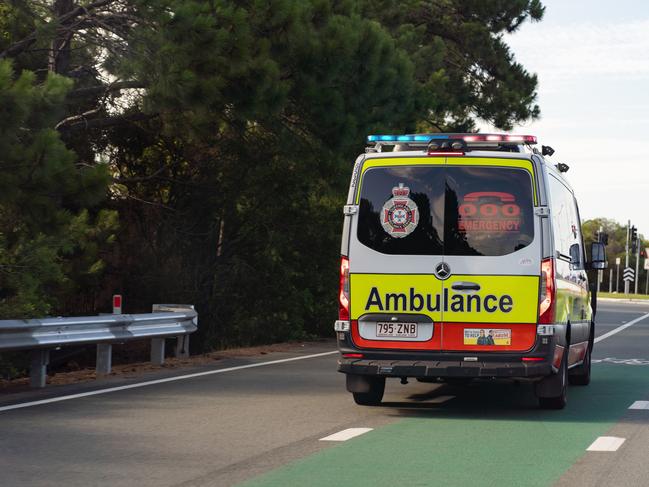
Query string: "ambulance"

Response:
xmin=335 ymin=133 xmax=608 ymax=409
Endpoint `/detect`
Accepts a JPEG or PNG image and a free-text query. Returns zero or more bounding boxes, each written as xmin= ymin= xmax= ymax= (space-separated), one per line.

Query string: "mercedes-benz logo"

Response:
xmin=434 ymin=262 xmax=451 ymax=280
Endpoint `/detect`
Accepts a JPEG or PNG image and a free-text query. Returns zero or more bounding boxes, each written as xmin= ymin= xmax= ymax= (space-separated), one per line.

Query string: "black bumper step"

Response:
xmin=338 ymin=358 xmax=550 ymax=378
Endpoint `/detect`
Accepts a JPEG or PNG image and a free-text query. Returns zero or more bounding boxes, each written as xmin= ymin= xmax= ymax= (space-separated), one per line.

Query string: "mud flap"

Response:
xmin=535 ymin=370 xmax=562 ymax=397
xmin=535 ymin=351 xmax=566 ymax=398
xmin=346 ymin=374 xmax=374 ymax=393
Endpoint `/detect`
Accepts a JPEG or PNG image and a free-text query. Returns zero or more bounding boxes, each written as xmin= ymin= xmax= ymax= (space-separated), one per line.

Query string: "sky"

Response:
xmin=484 ymin=0 xmax=649 ymax=235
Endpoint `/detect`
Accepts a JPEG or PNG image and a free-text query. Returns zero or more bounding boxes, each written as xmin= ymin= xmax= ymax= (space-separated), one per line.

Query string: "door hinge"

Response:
xmin=343 ymin=205 xmax=358 ymax=216
xmin=534 ymin=206 xmax=550 ymax=217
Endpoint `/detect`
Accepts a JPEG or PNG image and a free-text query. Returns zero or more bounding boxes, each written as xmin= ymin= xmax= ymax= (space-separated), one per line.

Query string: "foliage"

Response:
xmin=0 ymin=1 xmax=545 ymax=349
xmin=582 ymin=218 xmax=648 ymax=294
xmin=0 ymin=59 xmax=114 ymax=317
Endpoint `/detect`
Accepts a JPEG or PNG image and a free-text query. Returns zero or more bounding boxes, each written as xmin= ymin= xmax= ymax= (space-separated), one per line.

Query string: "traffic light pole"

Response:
xmin=597 ymin=226 xmax=603 ymax=293
xmin=625 ymin=220 xmax=630 ymax=294
xmin=635 ymin=240 xmax=641 ymax=294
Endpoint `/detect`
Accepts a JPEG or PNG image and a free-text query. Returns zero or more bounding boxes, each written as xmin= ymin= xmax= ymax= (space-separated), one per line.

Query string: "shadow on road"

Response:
xmin=378 ymin=363 xmax=649 ymax=424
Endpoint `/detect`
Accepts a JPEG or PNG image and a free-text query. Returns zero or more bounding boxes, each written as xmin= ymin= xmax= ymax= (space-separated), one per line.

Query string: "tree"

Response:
xmin=0 ymin=59 xmax=114 ymax=317
xmin=361 ymin=0 xmax=545 ymax=130
xmin=583 ymin=218 xmax=649 ymax=294
xmin=0 ymin=1 xmax=546 ymax=349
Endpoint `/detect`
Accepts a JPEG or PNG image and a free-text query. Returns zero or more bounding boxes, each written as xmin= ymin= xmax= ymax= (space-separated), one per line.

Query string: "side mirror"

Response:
xmin=569 ymin=243 xmax=582 ymax=268
xmin=590 ymin=242 xmax=608 ymax=269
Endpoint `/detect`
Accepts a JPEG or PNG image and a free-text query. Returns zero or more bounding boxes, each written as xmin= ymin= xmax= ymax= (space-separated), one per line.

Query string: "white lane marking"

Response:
xmin=594 ymin=312 xmax=649 ymax=344
xmin=629 ymin=401 xmax=649 ymax=410
xmin=593 ymin=358 xmax=649 ymax=366
xmin=0 ymin=351 xmax=338 ymax=413
xmin=320 ymin=428 xmax=373 ymax=442
xmin=587 ymin=436 xmax=626 ymax=452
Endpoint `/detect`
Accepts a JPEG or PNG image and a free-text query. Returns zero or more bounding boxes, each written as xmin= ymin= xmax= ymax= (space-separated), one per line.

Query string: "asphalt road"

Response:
xmin=2 ymin=300 xmax=649 ymax=486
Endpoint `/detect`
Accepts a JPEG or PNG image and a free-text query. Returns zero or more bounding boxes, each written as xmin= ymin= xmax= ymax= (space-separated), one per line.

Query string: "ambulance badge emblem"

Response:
xmin=381 ymin=184 xmax=419 ymax=238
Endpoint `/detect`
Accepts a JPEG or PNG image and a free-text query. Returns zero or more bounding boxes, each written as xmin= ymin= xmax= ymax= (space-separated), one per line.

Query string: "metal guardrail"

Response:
xmin=0 ymin=304 xmax=198 ymax=388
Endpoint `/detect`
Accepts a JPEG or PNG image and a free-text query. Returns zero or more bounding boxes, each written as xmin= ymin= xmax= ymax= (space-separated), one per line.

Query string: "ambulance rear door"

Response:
xmin=440 ymin=157 xmax=541 ymax=352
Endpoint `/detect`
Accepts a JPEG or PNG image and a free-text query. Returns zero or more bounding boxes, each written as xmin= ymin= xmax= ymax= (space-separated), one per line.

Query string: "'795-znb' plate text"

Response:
xmin=376 ymin=322 xmax=418 ymax=338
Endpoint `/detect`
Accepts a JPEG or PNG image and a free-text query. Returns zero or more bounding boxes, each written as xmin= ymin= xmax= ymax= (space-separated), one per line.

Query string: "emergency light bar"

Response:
xmin=366 ymin=133 xmax=537 ymax=145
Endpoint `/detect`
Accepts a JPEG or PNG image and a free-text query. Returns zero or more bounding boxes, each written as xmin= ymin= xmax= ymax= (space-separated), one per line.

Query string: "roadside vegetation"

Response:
xmin=0 ymin=0 xmax=547 ymax=358
xmin=599 ymin=293 xmax=649 ymax=301
xmin=583 ymin=218 xmax=648 ymax=295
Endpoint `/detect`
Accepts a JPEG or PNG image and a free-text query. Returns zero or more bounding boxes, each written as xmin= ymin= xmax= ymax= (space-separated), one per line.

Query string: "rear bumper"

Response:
xmin=338 ymin=357 xmax=551 ymax=378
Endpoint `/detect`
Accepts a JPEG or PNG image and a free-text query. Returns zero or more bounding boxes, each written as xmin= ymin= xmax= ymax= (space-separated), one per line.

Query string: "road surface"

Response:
xmin=1 ymin=300 xmax=649 ymax=486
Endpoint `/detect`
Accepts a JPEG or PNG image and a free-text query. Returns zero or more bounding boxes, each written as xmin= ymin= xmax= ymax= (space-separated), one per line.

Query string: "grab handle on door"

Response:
xmin=451 ymin=282 xmax=481 ymax=291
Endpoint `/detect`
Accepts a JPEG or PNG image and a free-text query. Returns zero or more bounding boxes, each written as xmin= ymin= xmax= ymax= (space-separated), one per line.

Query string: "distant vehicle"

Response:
xmin=335 ymin=133 xmax=607 ymax=409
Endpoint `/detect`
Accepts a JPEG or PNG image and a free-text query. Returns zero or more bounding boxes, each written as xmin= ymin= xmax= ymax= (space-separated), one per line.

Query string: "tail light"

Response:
xmin=343 ymin=353 xmax=363 ymax=359
xmin=539 ymin=258 xmax=555 ymax=324
xmin=339 ymin=256 xmax=350 ymax=320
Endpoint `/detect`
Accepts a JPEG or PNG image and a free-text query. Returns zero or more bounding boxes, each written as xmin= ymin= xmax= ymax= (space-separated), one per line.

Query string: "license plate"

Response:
xmin=376 ymin=322 xmax=418 ymax=338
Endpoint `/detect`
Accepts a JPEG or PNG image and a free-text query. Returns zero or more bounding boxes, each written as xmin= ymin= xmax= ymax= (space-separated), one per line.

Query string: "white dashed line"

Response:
xmin=587 ymin=436 xmax=626 ymax=452
xmin=320 ymin=428 xmax=373 ymax=442
xmin=629 ymin=401 xmax=649 ymax=410
xmin=594 ymin=312 xmax=649 ymax=344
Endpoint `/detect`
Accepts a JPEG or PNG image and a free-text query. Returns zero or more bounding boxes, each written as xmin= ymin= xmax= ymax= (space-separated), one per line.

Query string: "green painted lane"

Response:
xmin=241 ymin=364 xmax=649 ymax=487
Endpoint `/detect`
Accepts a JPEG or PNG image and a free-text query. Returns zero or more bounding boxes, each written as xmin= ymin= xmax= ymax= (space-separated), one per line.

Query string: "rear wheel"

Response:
xmin=537 ymin=353 xmax=568 ymax=409
xmin=352 ymin=377 xmax=385 ymax=406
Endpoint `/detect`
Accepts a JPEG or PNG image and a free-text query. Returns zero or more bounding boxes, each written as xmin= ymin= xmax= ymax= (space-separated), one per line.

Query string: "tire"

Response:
xmin=538 ymin=353 xmax=568 ymax=410
xmin=569 ymin=347 xmax=591 ymax=386
xmin=352 ymin=377 xmax=385 ymax=406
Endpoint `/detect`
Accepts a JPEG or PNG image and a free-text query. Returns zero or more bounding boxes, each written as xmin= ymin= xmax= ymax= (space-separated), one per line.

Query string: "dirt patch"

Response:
xmin=0 ymin=341 xmax=319 ymax=393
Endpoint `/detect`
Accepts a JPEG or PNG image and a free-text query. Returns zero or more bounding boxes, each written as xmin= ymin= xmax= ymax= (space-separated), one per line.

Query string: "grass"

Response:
xmin=599 ymin=291 xmax=649 ymax=300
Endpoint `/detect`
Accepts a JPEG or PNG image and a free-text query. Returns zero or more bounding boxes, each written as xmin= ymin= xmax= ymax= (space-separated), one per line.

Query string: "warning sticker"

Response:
xmin=458 ymin=191 xmax=521 ymax=233
xmin=464 ymin=328 xmax=512 ymax=346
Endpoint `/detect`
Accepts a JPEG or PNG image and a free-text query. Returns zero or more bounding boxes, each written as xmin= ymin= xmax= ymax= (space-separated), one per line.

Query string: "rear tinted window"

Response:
xmin=445 ymin=166 xmax=535 ymax=256
xmin=357 ymin=166 xmax=444 ymax=255
xmin=357 ymin=163 xmax=535 ymax=256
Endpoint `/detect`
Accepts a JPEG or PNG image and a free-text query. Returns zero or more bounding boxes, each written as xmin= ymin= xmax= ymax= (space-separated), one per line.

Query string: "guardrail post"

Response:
xmin=30 ymin=350 xmax=49 ymax=388
xmin=175 ymin=334 xmax=190 ymax=359
xmin=96 ymin=344 xmax=112 ymax=376
xmin=151 ymin=338 xmax=165 ymax=365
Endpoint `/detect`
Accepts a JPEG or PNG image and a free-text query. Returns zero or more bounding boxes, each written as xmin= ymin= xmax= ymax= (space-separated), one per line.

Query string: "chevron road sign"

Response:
xmin=623 ymin=267 xmax=635 ymax=282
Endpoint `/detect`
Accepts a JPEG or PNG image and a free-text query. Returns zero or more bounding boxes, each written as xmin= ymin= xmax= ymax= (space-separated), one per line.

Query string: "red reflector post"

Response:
xmin=112 ymin=294 xmax=122 ymax=314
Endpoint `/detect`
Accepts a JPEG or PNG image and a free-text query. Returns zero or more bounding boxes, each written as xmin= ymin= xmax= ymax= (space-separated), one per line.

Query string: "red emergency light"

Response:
xmin=455 ymin=134 xmax=537 ymax=144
